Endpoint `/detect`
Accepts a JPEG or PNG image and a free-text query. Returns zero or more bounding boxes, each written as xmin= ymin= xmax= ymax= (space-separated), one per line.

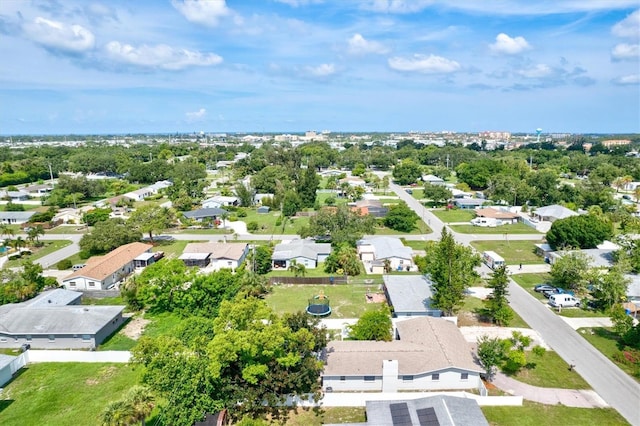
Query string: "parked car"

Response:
xmin=549 ymin=294 xmax=581 ymax=308
xmin=534 ymin=284 xmax=556 ymax=293
xmin=543 ymin=287 xmax=574 ymax=298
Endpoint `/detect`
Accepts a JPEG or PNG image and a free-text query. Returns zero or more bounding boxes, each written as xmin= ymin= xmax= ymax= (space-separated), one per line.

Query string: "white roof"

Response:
xmin=358 ymin=236 xmax=413 ymax=260
xmin=533 ymin=204 xmax=579 ymax=220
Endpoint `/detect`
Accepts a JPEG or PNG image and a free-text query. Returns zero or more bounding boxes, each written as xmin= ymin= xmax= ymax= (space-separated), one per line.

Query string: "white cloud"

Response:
xmin=172 ymin=0 xmax=230 ymax=26
xmin=612 ymin=74 xmax=640 ymax=85
xmin=22 ymin=17 xmax=95 ymax=53
xmin=612 ymin=10 xmax=640 ymax=39
xmin=388 ymin=54 xmax=460 ymax=74
xmin=489 ymin=33 xmax=531 ymax=55
xmin=347 ymin=33 xmax=389 ymax=55
xmin=612 ymin=43 xmax=640 ymax=60
xmin=305 ymin=63 xmax=336 ymax=77
xmin=518 ymin=64 xmax=552 ymax=78
xmin=364 ymin=0 xmax=433 ymax=13
xmin=105 ymin=42 xmax=223 ymax=70
xmin=186 ymin=108 xmax=207 ymax=121
xmin=274 ymin=0 xmax=323 ymax=6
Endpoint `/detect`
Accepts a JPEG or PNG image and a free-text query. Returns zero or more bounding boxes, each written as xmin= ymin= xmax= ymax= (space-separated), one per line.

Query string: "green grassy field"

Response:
xmin=579 ymin=327 xmax=640 ymax=382
xmin=458 ymin=295 xmax=529 ymax=328
xmin=238 ymin=209 xmax=311 ymax=235
xmin=0 ymin=363 xmax=143 ymax=426
xmin=275 ymin=407 xmax=366 ymax=425
xmin=507 ymin=350 xmax=591 ymax=389
xmin=0 ymin=204 xmax=42 ymax=212
xmin=470 ymin=240 xmax=544 ymax=265
xmin=45 ymin=226 xmax=89 ymax=234
xmin=4 ymin=240 xmax=72 ymax=268
xmin=431 ymin=209 xmax=476 ymax=223
xmin=265 ymin=284 xmax=385 ymax=319
xmin=482 ymin=401 xmax=628 ymax=426
xmin=316 ymin=192 xmax=348 ymax=206
xmin=450 ymin=223 xmax=542 ymax=234
xmin=267 ymin=263 xmax=335 ymax=278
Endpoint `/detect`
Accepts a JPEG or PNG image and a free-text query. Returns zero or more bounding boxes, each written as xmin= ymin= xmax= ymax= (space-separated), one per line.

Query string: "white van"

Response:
xmin=548 ymin=294 xmax=580 ymax=308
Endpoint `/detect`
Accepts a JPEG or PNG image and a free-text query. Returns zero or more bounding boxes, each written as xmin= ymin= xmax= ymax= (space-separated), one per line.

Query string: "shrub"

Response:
xmin=532 ymin=345 xmax=546 ymax=357
xmin=229 ymin=215 xmax=238 ymax=222
xmin=247 ymin=221 xmax=259 ymax=232
xmin=79 ymin=249 xmax=91 ymax=260
xmin=236 ymin=209 xmax=247 ymax=218
xmin=275 ymin=217 xmax=282 ymax=227
xmin=57 ymin=259 xmax=72 ymax=270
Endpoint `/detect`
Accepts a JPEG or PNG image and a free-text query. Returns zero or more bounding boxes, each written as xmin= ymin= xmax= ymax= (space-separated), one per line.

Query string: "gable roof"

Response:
xmin=324 ymin=317 xmax=481 ymax=376
xmin=272 ymin=239 xmax=331 ymax=261
xmin=533 ymin=204 xmax=579 ymax=220
xmin=183 ymin=242 xmax=248 ymax=261
xmin=365 ymin=396 xmax=488 ymax=426
xmin=358 ymin=237 xmax=413 ymax=260
xmin=63 ymin=242 xmax=152 ymax=282
xmin=182 ymin=208 xmax=228 ymax=219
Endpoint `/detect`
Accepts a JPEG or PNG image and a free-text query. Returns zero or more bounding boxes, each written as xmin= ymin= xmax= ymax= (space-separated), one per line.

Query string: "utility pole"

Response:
xmin=48 ymin=163 xmax=55 ymax=188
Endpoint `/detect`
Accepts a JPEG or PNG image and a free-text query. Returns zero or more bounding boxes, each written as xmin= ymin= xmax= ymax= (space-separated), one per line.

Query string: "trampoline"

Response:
xmin=306 ymin=291 xmax=331 ymax=316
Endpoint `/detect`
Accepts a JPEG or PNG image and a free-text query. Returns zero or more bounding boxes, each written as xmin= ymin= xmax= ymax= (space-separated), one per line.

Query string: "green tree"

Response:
xmin=419 ymin=228 xmax=481 ymax=315
xmin=83 ymin=208 xmax=112 ymax=226
xmin=296 ymin=164 xmax=320 ymax=208
xmin=287 ymin=260 xmax=307 ymax=277
xmin=422 ymin=183 xmax=452 ymax=205
xmin=127 ymin=205 xmax=174 ymax=243
xmin=549 ymin=251 xmax=591 ymax=292
xmin=383 ymin=202 xmax=419 ymax=232
xmin=546 ymin=214 xmax=613 ymax=250
xmin=281 ymin=190 xmax=302 ymax=217
xmin=235 ymin=182 xmax=255 ymax=207
xmin=168 ymin=159 xmax=207 ymax=200
xmin=591 ymin=265 xmax=630 ymax=310
xmin=484 ymin=265 xmax=513 ymax=326
xmin=324 ymin=244 xmax=361 ymax=276
xmin=26 ymin=225 xmax=45 ymax=246
xmin=79 ymin=219 xmax=141 ymax=255
xmin=348 ymin=306 xmax=392 ymax=341
xmin=299 ymin=204 xmax=376 ymax=247
xmin=476 ymin=335 xmax=505 ymax=381
xmin=392 ymin=160 xmax=422 ymax=185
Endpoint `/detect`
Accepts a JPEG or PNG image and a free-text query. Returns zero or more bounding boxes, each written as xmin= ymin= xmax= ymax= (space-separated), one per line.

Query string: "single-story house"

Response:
xmin=180 ymin=242 xmax=249 ymax=271
xmin=148 ymin=180 xmax=172 ymax=194
xmin=257 ymin=206 xmax=270 ymax=214
xmin=352 ymin=396 xmax=489 ymax=426
xmin=383 ymin=275 xmax=442 ymax=317
xmin=0 ymin=289 xmax=125 ymax=350
xmin=322 ymin=317 xmax=482 ymax=392
xmin=53 ymin=208 xmax=85 ymax=224
xmin=0 ymin=211 xmax=36 ymax=225
xmin=23 ymin=183 xmax=53 ymax=197
xmin=349 ymin=200 xmax=388 ymax=218
xmin=548 ymin=249 xmax=615 ymax=268
xmin=532 ymin=204 xmax=579 ymax=222
xmin=357 ymin=237 xmax=415 ymax=273
xmin=452 ymin=198 xmax=488 ymax=209
xmin=123 ymin=187 xmax=153 ymax=202
xmin=0 ymin=190 xmax=30 ymax=202
xmin=272 ymin=239 xmax=332 ymax=269
xmin=62 ymin=242 xmax=153 ymax=290
xmin=339 ymin=176 xmax=366 ymax=188
xmin=182 ymin=208 xmax=228 ymax=222
xmin=254 ymin=193 xmax=274 ymax=205
xmin=202 ymin=196 xmax=239 ymax=209
xmin=421 ymin=174 xmax=445 ymax=186
xmin=450 ymin=188 xmax=472 ymax=199
xmin=474 ymin=207 xmax=519 ymax=222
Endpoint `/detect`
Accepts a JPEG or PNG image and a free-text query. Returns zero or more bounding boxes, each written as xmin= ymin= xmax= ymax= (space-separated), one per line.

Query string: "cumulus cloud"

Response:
xmin=489 ymin=33 xmax=531 ymax=55
xmin=364 ymin=0 xmax=433 ymax=14
xmin=612 ymin=74 xmax=640 ymax=85
xmin=612 ymin=9 xmax=640 ymax=39
xmin=305 ymin=63 xmax=336 ymax=77
xmin=274 ymin=0 xmax=323 ymax=6
xmin=186 ymin=108 xmax=207 ymax=121
xmin=172 ymin=0 xmax=230 ymax=26
xmin=388 ymin=54 xmax=460 ymax=74
xmin=347 ymin=33 xmax=389 ymax=55
xmin=105 ymin=41 xmax=223 ymax=70
xmin=518 ymin=64 xmax=552 ymax=78
xmin=22 ymin=17 xmax=95 ymax=53
xmin=612 ymin=43 xmax=640 ymax=60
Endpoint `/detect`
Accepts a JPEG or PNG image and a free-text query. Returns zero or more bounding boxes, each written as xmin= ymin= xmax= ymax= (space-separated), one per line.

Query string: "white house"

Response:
xmin=179 ymin=242 xmax=249 ymax=271
xmin=272 ymin=239 xmax=331 ymax=269
xmin=62 ymin=242 xmax=153 ymax=290
xmin=322 ymin=317 xmax=482 ymax=392
xmin=148 ymin=180 xmax=173 ymax=194
xmin=421 ymin=174 xmax=445 ymax=186
xmin=357 ymin=236 xmax=415 ymax=273
xmin=0 ymin=211 xmax=36 ymax=225
xmin=202 ymin=195 xmax=239 ymax=209
xmin=0 ymin=190 xmax=30 ymax=201
xmin=533 ymin=204 xmax=579 ymax=222
xmin=123 ymin=187 xmax=153 ymax=202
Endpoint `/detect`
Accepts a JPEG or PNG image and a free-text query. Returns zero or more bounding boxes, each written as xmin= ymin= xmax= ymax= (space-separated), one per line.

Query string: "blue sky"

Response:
xmin=0 ymin=0 xmax=638 ymax=134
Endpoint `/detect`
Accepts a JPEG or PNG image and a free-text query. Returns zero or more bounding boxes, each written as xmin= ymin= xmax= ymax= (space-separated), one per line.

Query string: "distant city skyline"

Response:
xmin=0 ymin=0 xmax=638 ymax=134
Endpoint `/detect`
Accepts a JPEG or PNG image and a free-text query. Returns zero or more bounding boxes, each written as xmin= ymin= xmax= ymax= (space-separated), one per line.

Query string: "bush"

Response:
xmin=236 ymin=209 xmax=247 ymax=218
xmin=247 ymin=221 xmax=259 ymax=232
xmin=275 ymin=217 xmax=282 ymax=227
xmin=229 ymin=215 xmax=238 ymax=222
xmin=57 ymin=259 xmax=72 ymax=270
xmin=79 ymin=250 xmax=91 ymax=260
xmin=532 ymin=345 xmax=546 ymax=357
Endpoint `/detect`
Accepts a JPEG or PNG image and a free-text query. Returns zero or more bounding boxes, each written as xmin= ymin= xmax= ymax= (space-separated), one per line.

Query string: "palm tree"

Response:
xmin=287 ymin=260 xmax=307 ymax=278
xmin=0 ymin=224 xmax=14 ymax=240
xmin=125 ymin=386 xmax=155 ymax=426
xmin=100 ymin=400 xmax=134 ymax=426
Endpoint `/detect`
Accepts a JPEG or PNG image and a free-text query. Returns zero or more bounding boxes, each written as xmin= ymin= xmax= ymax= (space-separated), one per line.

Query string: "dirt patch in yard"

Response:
xmin=121 ymin=316 xmax=151 ymax=340
xmin=366 ymin=293 xmax=386 ymax=303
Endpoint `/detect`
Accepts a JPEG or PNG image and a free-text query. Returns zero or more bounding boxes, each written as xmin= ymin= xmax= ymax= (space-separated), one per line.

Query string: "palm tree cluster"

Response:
xmin=100 ymin=386 xmax=155 ymax=426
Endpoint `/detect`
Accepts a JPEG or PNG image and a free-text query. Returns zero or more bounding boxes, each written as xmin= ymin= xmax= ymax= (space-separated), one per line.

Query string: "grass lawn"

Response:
xmin=267 ymin=263 xmax=335 ymax=278
xmin=579 ymin=327 xmax=640 ymax=382
xmin=0 ymin=363 xmax=142 ymax=426
xmin=482 ymin=401 xmax=628 ymax=426
xmin=4 ymin=240 xmax=72 ymax=268
xmin=98 ymin=323 xmax=137 ymax=351
xmin=0 ymin=204 xmax=42 ymax=211
xmin=275 ymin=407 xmax=365 ymax=425
xmin=458 ymin=295 xmax=529 ymax=328
xmin=373 ymin=219 xmax=431 ymax=235
xmin=450 ymin=223 xmax=542 ymax=234
xmin=45 ymin=226 xmax=89 ymax=234
xmin=142 ymin=312 xmax=186 ymax=338
xmin=316 ymin=192 xmax=348 ymax=206
xmin=431 ymin=209 xmax=476 ymax=223
xmin=151 ymin=239 xmax=206 ymax=258
xmin=238 ymin=210 xmax=311 ymax=235
xmin=265 ymin=284 xmax=385 ymax=319
xmin=506 ymin=350 xmax=591 ymax=389
xmin=401 ymin=239 xmax=430 ymax=250
xmin=410 ymin=188 xmax=424 ymax=199
xmin=470 ymin=240 xmax=544 ymax=265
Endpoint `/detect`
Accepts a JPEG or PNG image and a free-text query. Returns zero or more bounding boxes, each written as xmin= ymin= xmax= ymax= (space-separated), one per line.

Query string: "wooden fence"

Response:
xmin=269 ymin=276 xmax=348 ymax=285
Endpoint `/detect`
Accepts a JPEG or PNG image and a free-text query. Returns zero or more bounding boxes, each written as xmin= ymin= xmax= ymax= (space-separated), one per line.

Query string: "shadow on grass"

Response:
xmin=592 ymin=327 xmax=626 ymax=351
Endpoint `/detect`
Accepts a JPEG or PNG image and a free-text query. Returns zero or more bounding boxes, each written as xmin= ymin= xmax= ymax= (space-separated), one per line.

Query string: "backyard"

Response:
xmin=470 ymin=240 xmax=544 ymax=265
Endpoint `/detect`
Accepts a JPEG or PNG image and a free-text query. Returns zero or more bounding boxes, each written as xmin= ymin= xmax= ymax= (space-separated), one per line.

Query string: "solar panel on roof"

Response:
xmin=389 ymin=402 xmax=412 ymax=426
xmin=416 ymin=407 xmax=440 ymax=426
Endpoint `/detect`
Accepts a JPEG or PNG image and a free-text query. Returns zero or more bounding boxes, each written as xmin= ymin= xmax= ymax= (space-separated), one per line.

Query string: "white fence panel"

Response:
xmin=25 ymin=350 xmax=131 ymax=363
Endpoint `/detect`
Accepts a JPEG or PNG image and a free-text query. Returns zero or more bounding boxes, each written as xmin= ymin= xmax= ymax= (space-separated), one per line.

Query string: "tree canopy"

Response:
xmin=546 ymin=214 xmax=613 ymax=250
xmin=299 ymin=204 xmax=376 ymax=247
xmin=383 ymin=202 xmax=419 ymax=233
xmin=79 ymin=219 xmax=142 ymax=255
xmin=348 ymin=306 xmax=392 ymax=341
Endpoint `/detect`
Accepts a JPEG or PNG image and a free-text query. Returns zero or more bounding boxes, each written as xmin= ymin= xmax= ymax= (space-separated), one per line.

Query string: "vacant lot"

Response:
xmin=0 ymin=363 xmax=142 ymax=426
xmin=482 ymin=401 xmax=627 ymax=426
xmin=431 ymin=209 xmax=475 ymax=223
xmin=265 ymin=283 xmax=385 ymax=318
xmin=507 ymin=350 xmax=591 ymax=389
xmin=450 ymin=223 xmax=541 ymax=234
xmin=470 ymin=240 xmax=544 ymax=265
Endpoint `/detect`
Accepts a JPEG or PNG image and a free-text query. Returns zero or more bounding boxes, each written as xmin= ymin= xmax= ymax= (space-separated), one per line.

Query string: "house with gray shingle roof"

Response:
xmin=0 ymin=211 xmax=36 ymax=225
xmin=357 ymin=236 xmax=415 ymax=273
xmin=533 ymin=204 xmax=579 ymax=222
xmin=322 ymin=316 xmax=482 ymax=393
xmin=383 ymin=275 xmax=441 ymax=317
xmin=272 ymin=239 xmax=331 ymax=270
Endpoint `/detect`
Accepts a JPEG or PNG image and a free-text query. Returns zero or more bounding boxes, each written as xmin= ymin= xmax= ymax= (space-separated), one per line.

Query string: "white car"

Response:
xmin=548 ymin=294 xmax=580 ymax=308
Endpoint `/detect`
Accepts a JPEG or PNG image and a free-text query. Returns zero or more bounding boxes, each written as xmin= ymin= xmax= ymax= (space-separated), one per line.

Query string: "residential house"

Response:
xmin=148 ymin=180 xmax=172 ymax=194
xmin=471 ymin=207 xmax=519 ymax=227
xmin=383 ymin=275 xmax=442 ymax=317
xmin=357 ymin=236 xmax=415 ymax=273
xmin=62 ymin=242 xmax=153 ymax=290
xmin=272 ymin=239 xmax=332 ymax=269
xmin=322 ymin=316 xmax=482 ymax=392
xmin=349 ymin=199 xmax=388 ymax=218
xmin=123 ymin=187 xmax=153 ymax=202
xmin=179 ymin=242 xmax=249 ymax=271
xmin=0 ymin=211 xmax=36 ymax=225
xmin=339 ymin=176 xmax=366 ymax=188
xmin=0 ymin=190 xmax=30 ymax=202
xmin=0 ymin=289 xmax=125 ymax=350
xmin=421 ymin=174 xmax=445 ymax=186
xmin=452 ymin=198 xmax=488 ymax=209
xmin=53 ymin=208 xmax=86 ymax=224
xmin=254 ymin=193 xmax=274 ymax=205
xmin=202 ymin=195 xmax=239 ymax=209
xmin=532 ymin=204 xmax=579 ymax=222
xmin=23 ymin=183 xmax=53 ymax=198
xmin=182 ymin=208 xmax=228 ymax=223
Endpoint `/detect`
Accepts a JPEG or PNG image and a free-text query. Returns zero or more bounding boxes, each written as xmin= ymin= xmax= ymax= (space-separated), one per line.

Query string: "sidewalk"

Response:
xmin=492 ymin=372 xmax=608 ymax=408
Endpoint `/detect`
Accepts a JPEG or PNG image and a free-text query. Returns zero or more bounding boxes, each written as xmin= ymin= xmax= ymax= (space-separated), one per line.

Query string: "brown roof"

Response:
xmin=324 ymin=317 xmax=481 ymax=376
xmin=474 ymin=207 xmax=519 ymax=220
xmin=63 ymin=242 xmax=152 ymax=282
xmin=183 ymin=242 xmax=248 ymax=261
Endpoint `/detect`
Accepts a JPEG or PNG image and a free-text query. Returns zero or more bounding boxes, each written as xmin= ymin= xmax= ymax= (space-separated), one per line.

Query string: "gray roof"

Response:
xmin=182 ymin=208 xmax=228 ymax=219
xmin=551 ymin=249 xmax=615 ymax=269
xmin=383 ymin=275 xmax=438 ymax=314
xmin=0 ymin=354 xmax=17 ymax=370
xmin=0 ymin=211 xmax=36 ymax=221
xmin=179 ymin=252 xmax=210 ymax=261
xmin=358 ymin=236 xmax=413 ymax=260
xmin=365 ymin=396 xmax=488 ymax=426
xmin=533 ymin=204 xmax=579 ymax=220
xmin=272 ymin=239 xmax=331 ymax=261
xmin=134 ymin=252 xmax=156 ymax=261
xmin=454 ymin=198 xmax=487 ymax=206
xmin=627 ymin=275 xmax=640 ymax=298
xmin=0 ymin=306 xmax=124 ymax=335
xmin=25 ymin=289 xmax=82 ymax=307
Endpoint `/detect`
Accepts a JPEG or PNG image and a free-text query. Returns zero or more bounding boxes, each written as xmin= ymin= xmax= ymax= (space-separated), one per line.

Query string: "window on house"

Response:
xmin=0 ymin=338 xmax=7 ymax=343
xmin=48 ymin=335 xmax=55 ymax=342
xmin=88 ymin=282 xmax=95 ymax=287
xmin=26 ymin=335 xmax=32 ymax=341
xmin=461 ymin=373 xmax=469 ymax=380
xmin=69 ymin=282 xmax=76 ymax=287
xmin=364 ymin=376 xmax=375 ymax=382
xmin=403 ymin=375 xmax=414 ymax=381
xmin=82 ymin=335 xmax=91 ymax=341
xmin=432 ymin=373 xmax=440 ymax=381
xmin=340 ymin=376 xmax=346 ymax=381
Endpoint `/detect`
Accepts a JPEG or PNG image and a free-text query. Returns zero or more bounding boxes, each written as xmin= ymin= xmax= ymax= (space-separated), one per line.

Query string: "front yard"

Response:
xmin=579 ymin=327 xmax=640 ymax=382
xmin=482 ymin=402 xmax=627 ymax=426
xmin=430 ymin=208 xmax=476 ymax=223
xmin=4 ymin=239 xmax=73 ymax=268
xmin=470 ymin=240 xmax=545 ymax=265
xmin=450 ymin=223 xmax=541 ymax=234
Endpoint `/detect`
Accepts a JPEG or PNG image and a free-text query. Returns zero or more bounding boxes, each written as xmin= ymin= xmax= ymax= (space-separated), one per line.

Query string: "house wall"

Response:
xmin=64 ymin=260 xmax=136 ymax=290
xmin=317 ymin=253 xmax=330 ymax=263
xmin=94 ymin=312 xmax=125 ymax=346
xmin=323 ymin=369 xmax=479 ymax=392
xmin=0 ymin=364 xmax=12 ymax=387
xmin=0 ymin=332 xmax=97 ymax=349
xmin=291 ymin=256 xmax=318 ymax=269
